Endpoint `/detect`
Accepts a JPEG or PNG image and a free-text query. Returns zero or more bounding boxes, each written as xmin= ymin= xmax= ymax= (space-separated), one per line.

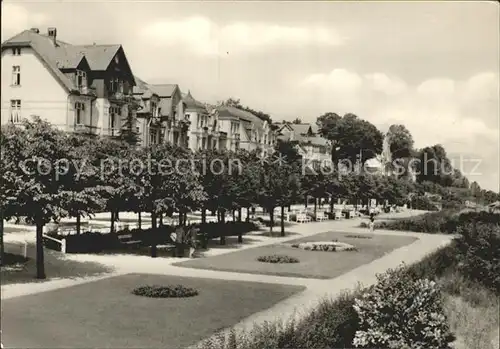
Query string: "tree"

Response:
xmin=118 ymin=100 xmax=141 ymax=145
xmin=1 ymin=118 xmax=75 ymax=278
xmin=292 ymin=118 xmax=302 ymax=124
xmin=386 ymin=124 xmax=414 ymax=159
xmin=258 ymin=153 xmax=300 ymax=236
xmin=317 ymin=113 xmax=384 ymax=165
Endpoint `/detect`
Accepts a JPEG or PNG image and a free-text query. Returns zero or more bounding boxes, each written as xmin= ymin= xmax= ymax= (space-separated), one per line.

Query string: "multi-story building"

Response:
xmin=133 ymin=76 xmax=161 ymax=146
xmin=216 ymin=106 xmax=275 ymax=153
xmin=147 ymin=84 xmax=189 ymax=148
xmin=184 ymin=91 xmax=220 ymax=151
xmin=1 ymin=28 xmax=137 ymax=137
xmin=276 ymin=122 xmax=331 ymax=162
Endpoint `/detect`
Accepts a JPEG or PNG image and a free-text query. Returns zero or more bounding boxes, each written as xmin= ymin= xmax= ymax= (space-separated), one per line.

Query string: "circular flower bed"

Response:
xmin=289 ymin=241 xmax=356 ymax=252
xmin=132 ymin=285 xmax=199 ymax=298
xmin=257 ymin=254 xmax=300 ymax=263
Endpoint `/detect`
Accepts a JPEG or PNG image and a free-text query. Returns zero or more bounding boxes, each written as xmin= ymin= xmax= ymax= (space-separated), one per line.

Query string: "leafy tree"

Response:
xmin=118 ymin=100 xmax=141 ymax=145
xmin=258 ymin=153 xmax=300 ymax=235
xmin=317 ymin=113 xmax=384 ymax=165
xmin=292 ymin=118 xmax=302 ymax=124
xmin=386 ymin=124 xmax=414 ymax=159
xmin=1 ymin=118 xmax=74 ymax=278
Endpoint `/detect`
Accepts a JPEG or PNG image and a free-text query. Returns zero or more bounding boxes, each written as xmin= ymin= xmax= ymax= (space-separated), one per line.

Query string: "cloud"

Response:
xmin=1 ymin=3 xmax=48 ymax=40
xmin=297 ymin=68 xmax=499 ymax=190
xmin=139 ymin=16 xmax=343 ymax=55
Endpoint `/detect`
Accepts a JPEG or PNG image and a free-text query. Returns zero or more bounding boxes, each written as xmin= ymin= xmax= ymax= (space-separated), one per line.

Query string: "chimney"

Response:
xmin=30 ymin=28 xmax=40 ymax=34
xmin=47 ymin=27 xmax=57 ymax=45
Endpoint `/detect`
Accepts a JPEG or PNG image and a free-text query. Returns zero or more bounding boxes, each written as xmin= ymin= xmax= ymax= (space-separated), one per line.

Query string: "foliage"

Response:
xmin=316 ymin=112 xmax=384 ymax=164
xmin=410 ymin=195 xmax=440 ymax=211
xmin=386 ymin=124 xmax=414 ymax=159
xmin=455 ymin=222 xmax=500 ymax=293
xmin=132 ymin=285 xmax=199 ymax=298
xmin=256 ymin=254 xmax=300 ymax=263
xmin=352 ymin=266 xmax=455 ymax=349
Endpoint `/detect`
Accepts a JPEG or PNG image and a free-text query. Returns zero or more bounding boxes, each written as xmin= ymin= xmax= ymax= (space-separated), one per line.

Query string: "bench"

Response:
xmin=117 ymin=233 xmax=141 ymax=246
xmin=296 ymin=213 xmax=311 ymax=223
xmin=316 ymin=213 xmax=328 ymax=222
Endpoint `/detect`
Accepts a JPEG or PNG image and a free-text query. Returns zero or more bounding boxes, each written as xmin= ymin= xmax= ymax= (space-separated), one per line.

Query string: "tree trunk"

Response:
xmin=0 ymin=208 xmax=4 ymax=266
xmin=76 ymin=214 xmax=81 ymax=235
xmin=269 ymin=207 xmax=274 ymax=235
xmin=280 ymin=206 xmax=285 ymax=237
xmin=232 ymin=210 xmax=236 ymax=222
xmin=246 ymin=207 xmax=250 ymax=222
xmin=314 ymin=197 xmax=318 ymax=220
xmin=330 ymin=197 xmax=334 ymax=214
xmin=178 ymin=212 xmax=183 ymax=226
xmin=116 ymin=211 xmax=120 ymax=220
xmin=201 ymin=208 xmax=206 ymax=224
xmin=138 ymin=212 xmax=142 ymax=229
xmin=110 ymin=210 xmax=116 ymax=234
xmin=220 ymin=209 xmax=226 ymax=245
xmin=304 ymin=195 xmax=308 ymax=208
xmin=238 ymin=208 xmax=242 ymax=222
xmin=238 ymin=208 xmax=243 ymax=243
xmin=36 ymin=221 xmax=46 ymax=279
xmin=151 ymin=212 xmax=157 ymax=258
xmin=159 ymin=213 xmax=164 ymax=226
xmin=217 ymin=210 xmax=221 ymax=223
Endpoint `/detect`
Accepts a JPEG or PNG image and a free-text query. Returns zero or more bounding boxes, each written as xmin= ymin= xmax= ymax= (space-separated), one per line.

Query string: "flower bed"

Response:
xmin=290 ymin=241 xmax=356 ymax=252
xmin=132 ymin=285 xmax=199 ymax=298
xmin=257 ymin=255 xmax=299 ymax=263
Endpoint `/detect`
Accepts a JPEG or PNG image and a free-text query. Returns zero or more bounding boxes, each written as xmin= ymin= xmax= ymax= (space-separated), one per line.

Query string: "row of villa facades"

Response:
xmin=1 ymin=27 xmax=333 ymax=162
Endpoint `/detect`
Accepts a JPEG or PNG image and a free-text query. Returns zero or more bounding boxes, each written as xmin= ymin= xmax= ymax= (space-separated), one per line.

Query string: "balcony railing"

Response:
xmin=73 ymin=124 xmax=100 ymax=135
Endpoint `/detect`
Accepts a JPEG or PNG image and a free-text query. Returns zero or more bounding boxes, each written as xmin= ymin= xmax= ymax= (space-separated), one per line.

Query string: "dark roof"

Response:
xmin=149 ymin=84 xmax=178 ymax=98
xmin=182 ymin=91 xmax=207 ymax=111
xmin=217 ymin=106 xmax=263 ymax=126
xmin=72 ymin=44 xmax=121 ymax=70
xmin=277 ymin=122 xmax=328 ymax=147
xmin=1 ymin=29 xmax=130 ymax=92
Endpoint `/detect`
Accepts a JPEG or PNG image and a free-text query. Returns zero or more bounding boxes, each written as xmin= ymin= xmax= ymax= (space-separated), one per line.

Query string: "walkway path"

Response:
xmin=2 ymin=210 xmax=453 ymax=347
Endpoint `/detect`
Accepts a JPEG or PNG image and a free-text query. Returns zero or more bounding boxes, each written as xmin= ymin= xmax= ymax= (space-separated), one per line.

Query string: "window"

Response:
xmin=109 ymin=106 xmax=121 ymax=131
xmin=11 ymin=48 xmax=21 ymax=56
xmin=150 ymin=129 xmax=157 ymax=144
xmin=75 ymin=102 xmax=85 ymax=124
xmin=76 ymin=70 xmax=86 ymax=88
xmin=151 ymin=102 xmax=157 ymax=117
xmin=10 ymin=100 xmax=21 ymax=123
xmin=12 ymin=66 xmax=21 ymax=86
xmin=109 ymin=78 xmax=120 ymax=93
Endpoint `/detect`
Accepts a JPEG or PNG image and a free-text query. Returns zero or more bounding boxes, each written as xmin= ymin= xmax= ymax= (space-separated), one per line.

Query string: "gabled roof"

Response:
xmin=217 ymin=106 xmax=263 ymax=126
xmin=72 ymin=44 xmax=121 ymax=70
xmin=133 ymin=76 xmax=155 ymax=98
xmin=149 ymin=84 xmax=178 ymax=98
xmin=276 ymin=122 xmax=328 ymax=147
xmin=1 ymin=29 xmax=133 ymax=92
xmin=182 ymin=90 xmax=207 ymax=112
xmin=2 ymin=29 xmax=77 ymax=91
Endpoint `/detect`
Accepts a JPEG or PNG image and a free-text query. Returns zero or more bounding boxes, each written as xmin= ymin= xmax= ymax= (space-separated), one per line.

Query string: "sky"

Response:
xmin=2 ymin=1 xmax=499 ymax=192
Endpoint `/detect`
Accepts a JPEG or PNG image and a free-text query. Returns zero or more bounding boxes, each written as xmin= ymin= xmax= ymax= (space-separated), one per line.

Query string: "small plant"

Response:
xmin=352 ymin=266 xmax=455 ymax=349
xmin=345 ymin=234 xmax=373 ymax=239
xmin=132 ymin=285 xmax=199 ymax=298
xmin=257 ymin=254 xmax=299 ymax=263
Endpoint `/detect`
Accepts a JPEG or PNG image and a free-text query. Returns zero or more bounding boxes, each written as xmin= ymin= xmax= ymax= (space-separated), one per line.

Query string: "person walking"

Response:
xmin=369 ymin=213 xmax=375 ymax=232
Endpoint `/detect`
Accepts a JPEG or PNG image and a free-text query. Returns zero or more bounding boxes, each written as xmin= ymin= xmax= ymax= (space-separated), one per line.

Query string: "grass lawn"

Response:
xmin=1 ymin=243 xmax=113 ymax=285
xmin=175 ymin=231 xmax=418 ymax=279
xmin=1 ymin=273 xmax=305 ymax=348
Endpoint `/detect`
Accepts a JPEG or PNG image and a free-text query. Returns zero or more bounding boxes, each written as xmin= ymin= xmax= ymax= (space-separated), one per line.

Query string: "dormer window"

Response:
xmin=109 ymin=78 xmax=121 ymax=93
xmin=76 ymin=70 xmax=86 ymax=88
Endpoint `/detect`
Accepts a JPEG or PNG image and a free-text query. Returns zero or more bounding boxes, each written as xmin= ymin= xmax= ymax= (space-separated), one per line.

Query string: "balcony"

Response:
xmin=78 ymin=86 xmax=96 ymax=96
xmin=74 ymin=124 xmax=100 ymax=135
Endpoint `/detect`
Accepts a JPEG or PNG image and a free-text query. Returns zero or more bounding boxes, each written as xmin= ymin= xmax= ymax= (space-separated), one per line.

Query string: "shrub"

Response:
xmin=455 ymin=222 xmax=500 ymax=293
xmin=352 ymin=267 xmax=455 ymax=349
xmin=257 ymin=254 xmax=299 ymax=263
xmin=132 ymin=285 xmax=199 ymax=298
xmin=195 ymin=290 xmax=361 ymax=349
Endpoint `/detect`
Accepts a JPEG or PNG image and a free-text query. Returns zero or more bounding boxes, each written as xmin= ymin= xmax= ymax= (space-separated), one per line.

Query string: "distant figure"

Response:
xmin=369 ymin=213 xmax=375 ymax=232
